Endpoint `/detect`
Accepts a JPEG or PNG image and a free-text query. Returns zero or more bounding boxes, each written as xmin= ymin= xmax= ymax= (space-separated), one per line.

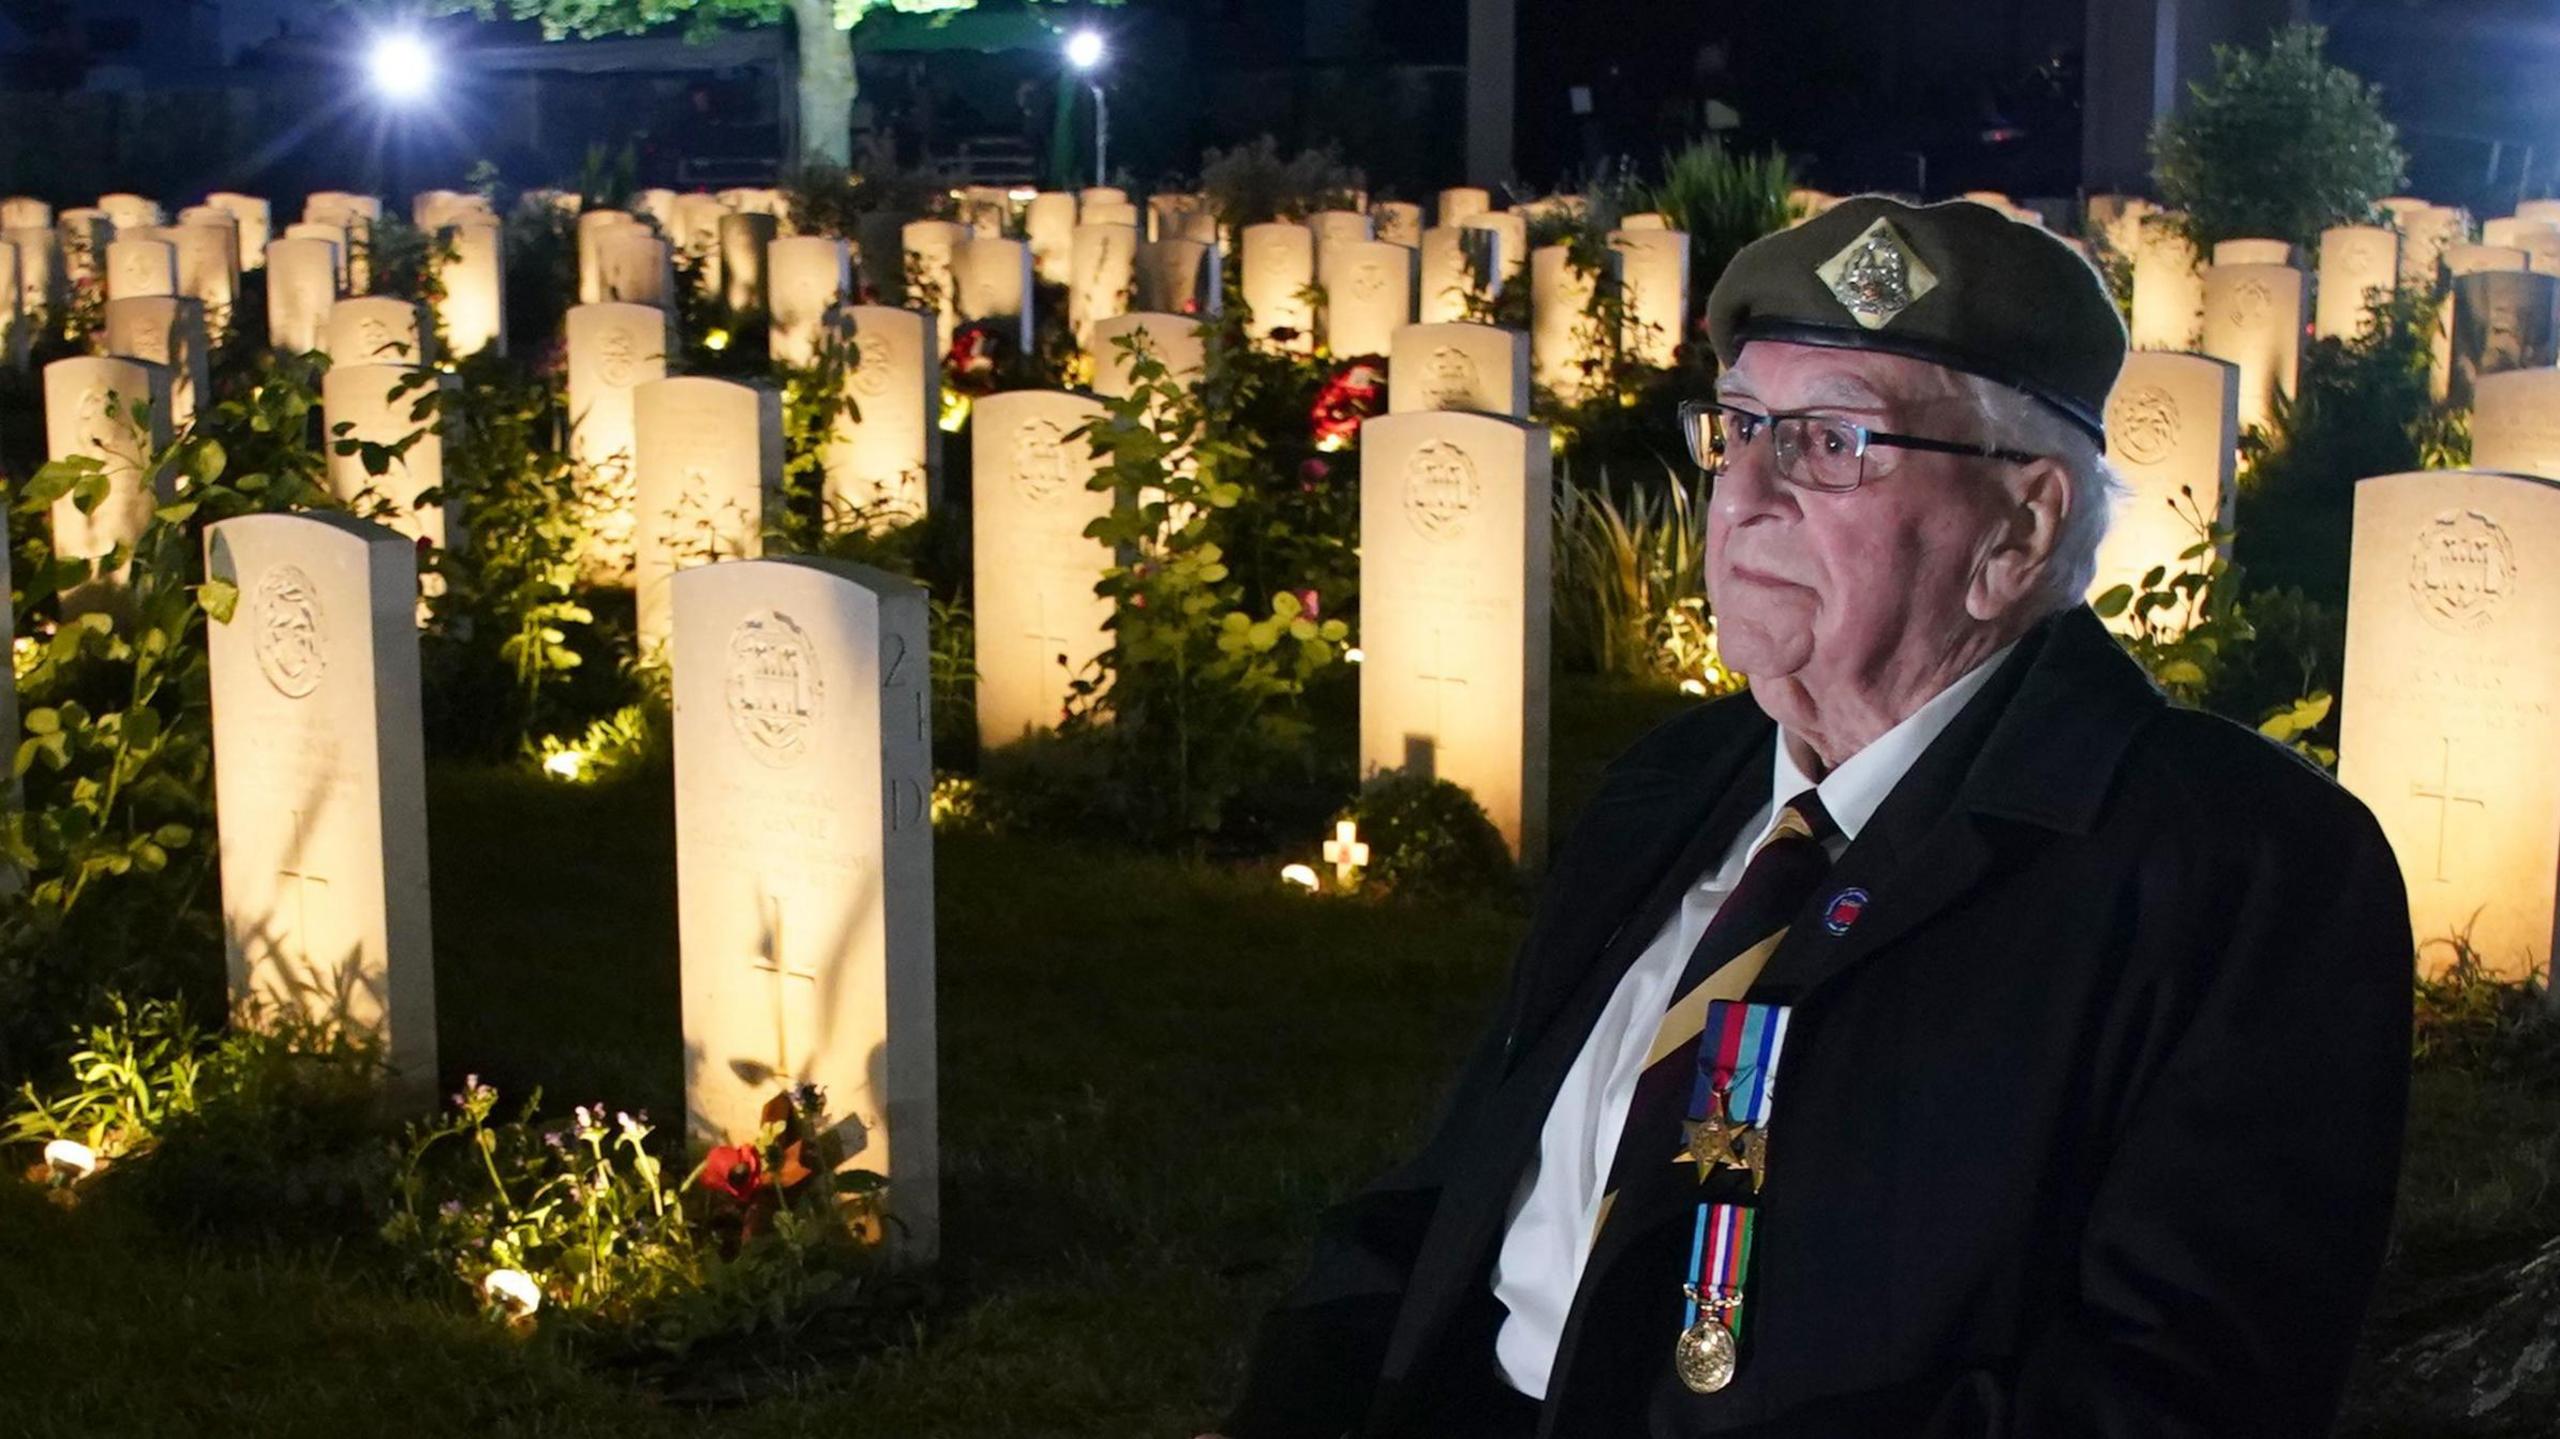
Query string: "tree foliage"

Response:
xmin=2150 ymin=24 xmax=2406 ymax=254
xmin=427 ymin=0 xmax=976 ymax=43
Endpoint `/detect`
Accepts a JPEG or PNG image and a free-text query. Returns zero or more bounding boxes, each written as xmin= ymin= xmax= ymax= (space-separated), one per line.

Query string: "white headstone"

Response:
xmin=205 ymin=192 xmax=273 ymax=268
xmin=2340 ymin=469 xmax=2560 ymax=980
xmin=45 ymin=356 xmax=171 ymax=602
xmin=2198 ymin=263 xmax=2304 ymax=434
xmin=1462 ymin=212 xmax=1530 ymax=286
xmin=1025 ymin=192 xmax=1078 ymax=287
xmin=1319 ymin=240 xmax=1415 ymax=360
xmin=0 ymin=195 xmax=51 ymax=230
xmin=1438 ymin=187 xmax=1493 ymax=226
xmin=566 ymin=303 xmax=674 ymax=584
xmin=1359 ymin=410 xmax=1552 ymax=864
xmin=56 ymin=209 xmax=109 ymax=289
xmin=1619 ymin=211 xmax=1670 ymax=231
xmin=1611 ymin=228 xmax=1691 ymax=368
xmin=105 ymin=237 xmax=177 ymax=301
xmin=959 ymin=185 xmax=1014 ymax=239
xmin=97 ymin=192 xmax=163 ymax=234
xmin=2315 ymin=225 xmax=2401 ymax=341
xmin=971 ymin=390 xmax=1114 ymax=748
xmin=672 ymin=555 xmax=938 ymax=1256
xmin=1240 ymin=222 xmax=1315 ymax=351
xmin=1418 ymin=226 xmax=1496 ymax=325
xmin=2092 ymin=352 xmax=2240 ymax=620
xmin=1374 ymin=201 xmax=1425 ymax=248
xmin=265 ymin=236 xmax=339 ymax=353
xmin=1309 ymin=209 xmax=1374 ymax=264
xmin=171 ymin=221 xmax=240 ymax=339
xmin=720 ymin=211 xmax=779 ymax=313
xmin=901 ymin=219 xmax=968 ymax=334
xmin=673 ymin=192 xmax=730 ymax=292
xmin=1089 ymin=311 xmax=1206 ymax=399
xmin=1135 ymin=237 xmax=1220 ymax=317
xmin=2484 ymin=217 xmax=2560 ymax=271
xmin=633 ymin=376 xmax=780 ymax=659
xmin=2400 ymin=206 xmax=2467 ymax=291
xmin=1530 ymin=245 xmax=1604 ymax=402
xmin=322 ymin=364 xmax=454 ymax=554
xmin=2130 ymin=223 xmax=2205 ymax=351
xmin=1084 ymin=199 xmax=1141 ymax=230
xmin=1080 ymin=186 xmax=1130 ymax=212
xmin=6 ymin=226 xmax=59 ymax=320
xmin=821 ymin=305 xmax=939 ymax=528
xmin=769 ymin=236 xmax=851 ymax=368
xmin=953 ymin=235 xmax=1035 ymax=350
xmin=2211 ymin=238 xmax=2293 ymax=267
xmin=102 ymin=296 xmax=211 ymax=430
xmin=596 ymin=230 xmax=676 ymax=311
xmin=1388 ymin=322 xmax=1529 ymax=417
xmin=327 ymin=296 xmax=430 ymax=367
xmin=206 ymin=512 xmax=435 ymax=1104
xmin=432 ymin=219 xmax=506 ymax=359
xmin=1069 ymin=223 xmax=1137 ymax=342
xmin=576 ymin=210 xmax=640 ymax=305
xmin=2470 ymin=370 xmax=2560 ymax=479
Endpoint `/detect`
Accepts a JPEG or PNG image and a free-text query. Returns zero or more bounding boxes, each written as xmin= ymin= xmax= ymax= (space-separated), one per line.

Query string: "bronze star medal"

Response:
xmin=1678 ymin=1087 xmax=1768 ymax=1191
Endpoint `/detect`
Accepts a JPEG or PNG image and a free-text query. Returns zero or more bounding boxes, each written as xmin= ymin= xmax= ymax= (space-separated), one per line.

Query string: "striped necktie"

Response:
xmin=1594 ymin=790 xmax=1837 ymax=1233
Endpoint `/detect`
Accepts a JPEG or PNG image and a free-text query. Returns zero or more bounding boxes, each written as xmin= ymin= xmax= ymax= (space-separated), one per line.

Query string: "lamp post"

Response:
xmin=1066 ymin=30 xmax=1108 ymax=188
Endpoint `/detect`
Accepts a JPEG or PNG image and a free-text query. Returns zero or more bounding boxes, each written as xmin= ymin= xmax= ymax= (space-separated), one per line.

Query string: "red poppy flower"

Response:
xmin=700 ymin=1143 xmax=767 ymax=1201
xmin=945 ymin=322 xmax=1006 ymax=395
xmin=1292 ymin=588 xmax=1322 ymax=619
xmin=1311 ymin=358 xmax=1388 ymax=451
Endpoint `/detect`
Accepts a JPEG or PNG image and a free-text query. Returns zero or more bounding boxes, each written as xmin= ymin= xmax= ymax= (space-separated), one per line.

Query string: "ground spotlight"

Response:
xmin=1065 ymin=29 xmax=1106 ymax=72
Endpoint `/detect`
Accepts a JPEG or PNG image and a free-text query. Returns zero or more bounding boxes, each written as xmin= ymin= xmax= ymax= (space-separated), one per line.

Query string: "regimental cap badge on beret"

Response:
xmin=1816 ymin=217 xmax=1937 ymax=331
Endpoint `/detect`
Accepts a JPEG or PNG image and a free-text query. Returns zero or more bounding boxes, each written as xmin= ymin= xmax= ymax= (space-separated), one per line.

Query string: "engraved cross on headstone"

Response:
xmin=1024 ymin=586 xmax=1077 ymax=672
xmin=1416 ymin=628 xmax=1471 ymax=741
xmin=749 ymin=892 xmax=820 ymax=1080
xmin=2411 ymin=736 xmax=2488 ymax=884
xmin=276 ymin=807 xmax=331 ymax=971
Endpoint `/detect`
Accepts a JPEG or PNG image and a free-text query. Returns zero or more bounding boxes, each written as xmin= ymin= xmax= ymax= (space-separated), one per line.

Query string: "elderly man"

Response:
xmin=1213 ymin=197 xmax=2413 ymax=1438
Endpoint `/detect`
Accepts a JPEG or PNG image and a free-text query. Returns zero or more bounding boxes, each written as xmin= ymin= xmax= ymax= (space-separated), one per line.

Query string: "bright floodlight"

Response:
xmin=1065 ymin=30 xmax=1106 ymax=71
xmin=369 ymin=31 xmax=436 ymax=104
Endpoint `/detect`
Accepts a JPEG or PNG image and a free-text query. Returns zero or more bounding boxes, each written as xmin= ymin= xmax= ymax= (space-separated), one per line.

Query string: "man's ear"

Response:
xmin=1967 ymin=456 xmax=2072 ymax=621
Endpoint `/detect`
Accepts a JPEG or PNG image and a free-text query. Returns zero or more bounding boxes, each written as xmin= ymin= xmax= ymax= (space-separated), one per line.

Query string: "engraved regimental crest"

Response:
xmin=1014 ymin=419 xmax=1073 ymax=502
xmin=2408 ymin=508 xmax=2519 ymax=631
xmin=1817 ymin=218 xmax=1938 ymax=331
xmin=1350 ymin=261 xmax=1390 ymax=302
xmin=850 ymin=332 xmax=893 ymax=398
xmin=1424 ymin=346 xmax=1481 ymax=410
xmin=358 ymin=317 xmax=395 ymax=361
xmin=2107 ymin=385 xmax=2181 ymax=466
xmin=253 ymin=565 xmax=327 ymax=699
xmin=2226 ymin=279 xmax=2273 ymax=329
xmin=597 ymin=324 xmax=639 ymax=388
xmin=726 ymin=609 xmax=823 ymax=766
xmin=1402 ymin=439 xmax=1481 ymax=539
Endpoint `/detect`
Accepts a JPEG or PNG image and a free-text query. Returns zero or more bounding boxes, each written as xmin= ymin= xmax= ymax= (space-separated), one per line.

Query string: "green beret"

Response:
xmin=1705 ymin=195 xmax=2127 ymax=444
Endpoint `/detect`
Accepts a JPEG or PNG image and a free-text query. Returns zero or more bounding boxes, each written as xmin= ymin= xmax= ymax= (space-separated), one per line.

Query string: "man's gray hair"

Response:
xmin=1946 ymin=371 xmax=2123 ymax=613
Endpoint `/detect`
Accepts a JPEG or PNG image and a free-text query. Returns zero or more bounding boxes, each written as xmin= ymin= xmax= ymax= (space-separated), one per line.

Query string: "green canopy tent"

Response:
xmin=849 ymin=4 xmax=1088 ymax=185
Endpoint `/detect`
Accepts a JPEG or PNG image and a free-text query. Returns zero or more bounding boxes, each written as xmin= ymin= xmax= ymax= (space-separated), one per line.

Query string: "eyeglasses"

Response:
xmin=1679 ymin=398 xmax=2042 ymax=493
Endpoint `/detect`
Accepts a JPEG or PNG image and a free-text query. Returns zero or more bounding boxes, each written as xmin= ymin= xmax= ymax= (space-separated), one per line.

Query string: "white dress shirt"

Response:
xmin=1489 ymin=647 xmax=2015 ymax=1397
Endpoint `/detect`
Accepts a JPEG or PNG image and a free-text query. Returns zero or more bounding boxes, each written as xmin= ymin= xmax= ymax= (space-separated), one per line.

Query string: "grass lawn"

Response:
xmin=2 ymin=676 xmax=2552 ymax=1436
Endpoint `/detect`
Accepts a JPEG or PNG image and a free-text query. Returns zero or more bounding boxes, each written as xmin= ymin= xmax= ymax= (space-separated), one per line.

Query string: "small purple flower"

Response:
xmin=439 ymin=1199 xmax=464 ymax=1220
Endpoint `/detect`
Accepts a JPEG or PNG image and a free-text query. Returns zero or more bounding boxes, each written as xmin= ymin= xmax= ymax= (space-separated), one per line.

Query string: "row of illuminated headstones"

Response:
xmin=0 ymin=182 xmax=1696 ymax=404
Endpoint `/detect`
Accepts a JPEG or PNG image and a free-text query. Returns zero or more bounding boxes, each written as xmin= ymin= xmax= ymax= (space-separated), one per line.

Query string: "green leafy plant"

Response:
xmin=5 ymin=993 xmax=387 ymax=1236
xmin=1063 ymin=331 xmax=1351 ymax=843
xmin=1335 ymin=772 xmax=1517 ymax=901
xmin=383 ymin=1078 xmax=888 ymax=1358
xmin=2 ymin=415 xmax=319 ymax=1075
xmin=2150 ymin=24 xmax=2406 ymax=254
xmin=1552 ymin=467 xmax=1736 ymax=695
xmin=1648 ymin=138 xmax=1798 ymax=299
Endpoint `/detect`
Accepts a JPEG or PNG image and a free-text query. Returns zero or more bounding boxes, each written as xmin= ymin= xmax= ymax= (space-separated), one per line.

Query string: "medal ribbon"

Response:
xmin=1680 ymin=1000 xmax=1791 ymax=1336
